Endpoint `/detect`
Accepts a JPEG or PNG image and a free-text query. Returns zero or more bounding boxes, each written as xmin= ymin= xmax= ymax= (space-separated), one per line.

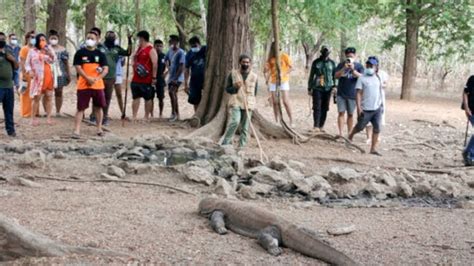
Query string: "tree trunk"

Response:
xmin=85 ymin=0 xmax=98 ymax=34
xmin=135 ymin=0 xmax=141 ymax=31
xmin=0 ymin=213 xmax=127 ymax=261
xmin=176 ymin=5 xmax=188 ymax=50
xmin=302 ymin=33 xmax=324 ymax=69
xmin=198 ymin=0 xmax=207 ymax=37
xmin=46 ymin=0 xmax=68 ymax=46
xmin=340 ymin=30 xmax=347 ymax=63
xmin=23 ymin=0 xmax=36 ymax=34
xmin=400 ymin=0 xmax=420 ymax=100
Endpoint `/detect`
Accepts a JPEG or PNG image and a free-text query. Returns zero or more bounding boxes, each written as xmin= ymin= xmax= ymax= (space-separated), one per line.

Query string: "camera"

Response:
xmin=345 ymin=58 xmax=354 ymax=64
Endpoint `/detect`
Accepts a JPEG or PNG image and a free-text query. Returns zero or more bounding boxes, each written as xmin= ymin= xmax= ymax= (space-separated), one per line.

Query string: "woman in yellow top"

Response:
xmin=264 ymin=43 xmax=293 ymax=126
xmin=19 ymin=31 xmax=36 ymax=118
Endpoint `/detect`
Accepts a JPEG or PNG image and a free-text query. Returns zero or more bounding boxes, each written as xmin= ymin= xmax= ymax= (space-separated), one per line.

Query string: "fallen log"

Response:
xmin=0 ymin=213 xmax=128 ymax=261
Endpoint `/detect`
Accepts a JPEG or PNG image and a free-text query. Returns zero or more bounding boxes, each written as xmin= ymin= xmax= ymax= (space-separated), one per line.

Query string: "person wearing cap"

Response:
xmin=165 ymin=34 xmax=185 ymax=122
xmin=335 ymin=47 xmax=364 ymax=136
xmin=307 ymin=46 xmax=337 ymax=132
xmin=349 ymin=57 xmax=384 ymax=155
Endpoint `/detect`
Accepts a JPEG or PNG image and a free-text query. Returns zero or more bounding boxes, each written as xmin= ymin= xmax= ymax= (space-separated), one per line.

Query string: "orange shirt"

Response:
xmin=42 ymin=63 xmax=53 ymax=91
xmin=73 ymin=48 xmax=107 ymax=90
xmin=266 ymin=52 xmax=292 ymax=84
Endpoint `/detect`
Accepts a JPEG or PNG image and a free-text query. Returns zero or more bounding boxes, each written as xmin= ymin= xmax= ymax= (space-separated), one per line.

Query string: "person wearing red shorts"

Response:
xmin=72 ymin=31 xmax=108 ymax=138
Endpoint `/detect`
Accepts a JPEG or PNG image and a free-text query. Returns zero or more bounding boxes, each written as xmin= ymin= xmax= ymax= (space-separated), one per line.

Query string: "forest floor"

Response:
xmin=0 ymin=82 xmax=473 ymax=265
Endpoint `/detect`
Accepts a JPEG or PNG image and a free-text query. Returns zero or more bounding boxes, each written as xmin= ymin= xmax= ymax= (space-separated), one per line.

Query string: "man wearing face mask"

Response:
xmin=221 ymin=54 xmax=258 ymax=148
xmin=48 ymin=30 xmax=71 ymax=117
xmin=349 ymin=57 xmax=384 ymax=156
xmin=335 ymin=47 xmax=364 ymax=136
xmin=153 ymin=39 xmax=167 ymax=118
xmin=184 ymin=36 xmax=207 ymax=111
xmin=307 ymin=46 xmax=337 ymax=132
xmin=165 ymin=35 xmax=185 ymax=122
xmin=131 ymin=31 xmax=158 ymax=122
xmin=72 ymin=31 xmax=109 ymax=138
xmin=6 ymin=34 xmax=20 ymax=92
xmin=0 ymin=32 xmax=19 ymax=137
xmin=100 ymin=31 xmax=132 ymax=125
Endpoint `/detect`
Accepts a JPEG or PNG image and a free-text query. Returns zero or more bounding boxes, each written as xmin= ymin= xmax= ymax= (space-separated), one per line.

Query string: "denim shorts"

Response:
xmin=354 ymin=107 xmax=383 ymax=134
xmin=337 ymin=96 xmax=356 ymax=114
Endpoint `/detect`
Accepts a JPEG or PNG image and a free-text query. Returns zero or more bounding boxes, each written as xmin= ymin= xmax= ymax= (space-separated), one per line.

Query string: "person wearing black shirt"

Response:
xmin=463 ymin=75 xmax=474 ymax=166
xmin=153 ymin=39 xmax=167 ymax=118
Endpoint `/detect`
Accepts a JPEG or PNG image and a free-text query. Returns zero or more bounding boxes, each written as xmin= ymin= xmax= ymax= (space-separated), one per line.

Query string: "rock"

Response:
xmin=107 ymin=165 xmax=126 ymax=178
xmin=219 ymin=154 xmax=244 ymax=175
xmin=293 ymin=178 xmax=314 ymax=195
xmin=17 ymin=150 xmax=46 ymax=168
xmin=53 ymin=151 xmax=67 ymax=159
xmin=334 ymin=182 xmax=366 ymax=198
xmin=4 ymin=140 xmax=27 ymax=153
xmin=288 ymin=160 xmax=305 ymax=172
xmin=182 ymin=166 xmax=216 ymax=186
xmin=310 ymin=190 xmax=327 ymax=200
xmin=381 ymin=174 xmax=397 ymax=188
xmin=267 ymin=159 xmax=289 ymax=171
xmin=119 ymin=146 xmax=145 ymax=161
xmin=456 ymin=200 xmax=474 ymax=209
xmin=413 ymin=181 xmax=432 ymax=196
xmin=186 ymin=160 xmax=215 ymax=174
xmin=239 ymin=185 xmax=257 ymax=199
xmin=327 ymin=225 xmax=356 ymax=236
xmin=131 ymin=164 xmax=153 ymax=175
xmin=283 ymin=168 xmax=305 ymax=182
xmin=247 ymin=166 xmax=289 ymax=186
xmin=307 ymin=175 xmax=332 ymax=191
xmin=169 ymin=147 xmax=195 ymax=165
xmin=293 ymin=201 xmax=314 ymax=209
xmin=399 ymin=182 xmax=413 ymax=197
xmin=364 ymin=182 xmax=389 ymax=197
xmin=250 ymin=181 xmax=274 ymax=195
xmin=432 ymin=178 xmax=461 ymax=197
xmin=220 ymin=144 xmax=236 ymax=156
xmin=100 ymin=173 xmax=119 ymax=181
xmin=195 ymin=149 xmax=209 ymax=159
xmin=7 ymin=177 xmax=43 ymax=188
xmin=214 ymin=178 xmax=235 ymax=198
xmin=327 ymin=167 xmax=360 ymax=182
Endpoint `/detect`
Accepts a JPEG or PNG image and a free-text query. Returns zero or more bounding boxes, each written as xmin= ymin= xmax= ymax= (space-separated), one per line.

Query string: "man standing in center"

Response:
xmin=307 ymin=46 xmax=336 ymax=132
xmin=221 ymin=54 xmax=258 ymax=148
xmin=165 ymin=35 xmax=185 ymax=122
xmin=335 ymin=47 xmax=364 ymax=136
xmin=131 ymin=31 xmax=158 ymax=122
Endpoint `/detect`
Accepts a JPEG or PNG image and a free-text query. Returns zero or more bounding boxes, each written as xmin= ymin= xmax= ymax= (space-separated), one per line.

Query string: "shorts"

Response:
xmin=77 ymin=89 xmax=106 ymax=111
xmin=168 ymin=81 xmax=182 ymax=91
xmin=131 ymin=82 xmax=154 ymax=101
xmin=337 ymin=96 xmax=356 ymax=114
xmin=156 ymin=78 xmax=166 ymax=100
xmin=269 ymin=81 xmax=290 ymax=92
xmin=115 ymin=75 xmax=123 ymax=85
xmin=188 ymin=82 xmax=203 ymax=105
xmin=354 ymin=108 xmax=383 ymax=134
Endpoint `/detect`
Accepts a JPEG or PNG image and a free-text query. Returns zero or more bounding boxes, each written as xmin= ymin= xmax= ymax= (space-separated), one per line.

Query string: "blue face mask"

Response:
xmin=191 ymin=47 xmax=199 ymax=53
xmin=29 ymin=38 xmax=36 ymax=46
xmin=365 ymin=68 xmax=375 ymax=76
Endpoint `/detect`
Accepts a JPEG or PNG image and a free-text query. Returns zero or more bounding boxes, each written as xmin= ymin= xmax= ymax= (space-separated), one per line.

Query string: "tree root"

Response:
xmin=29 ymin=175 xmax=198 ymax=196
xmin=0 ymin=213 xmax=129 ymax=261
xmin=303 ymin=132 xmax=366 ymax=153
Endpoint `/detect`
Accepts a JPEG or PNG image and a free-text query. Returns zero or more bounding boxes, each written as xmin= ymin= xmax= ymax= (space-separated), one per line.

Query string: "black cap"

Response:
xmin=345 ymin=47 xmax=356 ymax=54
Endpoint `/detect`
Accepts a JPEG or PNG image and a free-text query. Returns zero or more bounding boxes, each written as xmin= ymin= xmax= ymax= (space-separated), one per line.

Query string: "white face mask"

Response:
xmin=29 ymin=38 xmax=36 ymax=46
xmin=191 ymin=47 xmax=199 ymax=53
xmin=114 ymin=39 xmax=120 ymax=46
xmin=49 ymin=39 xmax=58 ymax=46
xmin=365 ymin=68 xmax=375 ymax=76
xmin=85 ymin=39 xmax=96 ymax=48
xmin=10 ymin=39 xmax=18 ymax=46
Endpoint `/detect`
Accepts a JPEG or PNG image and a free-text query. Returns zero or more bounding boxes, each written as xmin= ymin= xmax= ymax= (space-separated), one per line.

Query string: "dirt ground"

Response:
xmin=0 ymin=81 xmax=473 ymax=265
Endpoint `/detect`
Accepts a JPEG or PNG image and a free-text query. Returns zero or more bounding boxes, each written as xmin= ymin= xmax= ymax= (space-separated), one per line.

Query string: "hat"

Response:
xmin=321 ymin=45 xmax=330 ymax=54
xmin=345 ymin=47 xmax=356 ymax=54
xmin=169 ymin=35 xmax=179 ymax=42
xmin=366 ymin=57 xmax=378 ymax=66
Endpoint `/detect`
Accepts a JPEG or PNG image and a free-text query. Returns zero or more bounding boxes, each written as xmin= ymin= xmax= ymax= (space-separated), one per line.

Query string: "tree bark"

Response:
xmin=85 ymin=0 xmax=98 ymax=34
xmin=198 ymin=0 xmax=207 ymax=37
xmin=191 ymin=0 xmax=252 ymax=130
xmin=23 ymin=0 xmax=36 ymax=34
xmin=135 ymin=0 xmax=141 ymax=31
xmin=340 ymin=30 xmax=347 ymax=63
xmin=401 ymin=0 xmax=420 ymax=100
xmin=46 ymin=0 xmax=68 ymax=46
xmin=302 ymin=33 xmax=324 ymax=69
xmin=0 ymin=213 xmax=127 ymax=261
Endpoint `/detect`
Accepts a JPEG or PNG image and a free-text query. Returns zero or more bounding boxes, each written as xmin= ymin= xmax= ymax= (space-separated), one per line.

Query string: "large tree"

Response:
xmin=46 ymin=0 xmax=69 ymax=46
xmin=84 ymin=0 xmax=98 ymax=33
xmin=384 ymin=0 xmax=473 ymax=100
xmin=23 ymin=0 xmax=36 ymax=33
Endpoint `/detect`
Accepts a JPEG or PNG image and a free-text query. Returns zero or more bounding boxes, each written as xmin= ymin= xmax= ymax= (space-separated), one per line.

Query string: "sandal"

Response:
xmin=370 ymin=151 xmax=382 ymax=156
xmin=71 ymin=133 xmax=81 ymax=139
xmin=97 ymin=131 xmax=105 ymax=137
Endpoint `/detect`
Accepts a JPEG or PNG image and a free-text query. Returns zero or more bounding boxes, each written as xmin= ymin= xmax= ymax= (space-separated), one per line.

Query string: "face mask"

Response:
xmin=365 ymin=68 xmax=375 ymax=76
xmin=30 ymin=38 xmax=36 ymax=46
xmin=85 ymin=39 xmax=96 ymax=48
xmin=191 ymin=47 xmax=199 ymax=53
xmin=10 ymin=39 xmax=18 ymax=46
xmin=114 ymin=39 xmax=120 ymax=46
xmin=0 ymin=41 xmax=6 ymax=49
xmin=241 ymin=64 xmax=249 ymax=71
xmin=49 ymin=39 xmax=58 ymax=46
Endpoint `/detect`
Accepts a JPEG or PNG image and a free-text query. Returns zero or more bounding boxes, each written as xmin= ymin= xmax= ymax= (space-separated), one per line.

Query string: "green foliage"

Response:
xmin=382 ymin=0 xmax=474 ymax=61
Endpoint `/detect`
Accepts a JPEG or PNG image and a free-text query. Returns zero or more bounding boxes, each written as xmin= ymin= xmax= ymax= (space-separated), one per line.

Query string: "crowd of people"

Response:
xmin=0 ymin=27 xmax=471 ymax=161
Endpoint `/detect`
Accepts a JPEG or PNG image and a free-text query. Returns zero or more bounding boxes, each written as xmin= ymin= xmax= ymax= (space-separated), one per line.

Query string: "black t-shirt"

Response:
xmin=464 ymin=75 xmax=474 ymax=111
xmin=73 ymin=48 xmax=108 ymax=90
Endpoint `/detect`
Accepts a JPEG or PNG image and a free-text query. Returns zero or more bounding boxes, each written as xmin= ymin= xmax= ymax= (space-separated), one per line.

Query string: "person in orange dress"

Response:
xmin=24 ymin=33 xmax=56 ymax=126
xmin=19 ymin=31 xmax=35 ymax=118
xmin=264 ymin=42 xmax=294 ymax=126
